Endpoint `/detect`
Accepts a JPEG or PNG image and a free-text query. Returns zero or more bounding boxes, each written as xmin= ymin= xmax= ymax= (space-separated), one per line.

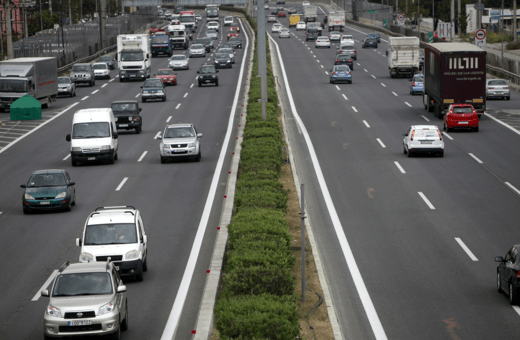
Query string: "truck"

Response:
xmin=206 ymin=4 xmax=219 ymax=21
xmin=151 ymin=34 xmax=172 ymax=57
xmin=180 ymin=11 xmax=197 ymax=32
xmin=306 ymin=22 xmax=322 ymax=35
xmin=0 ymin=57 xmax=58 ymax=112
xmin=117 ymin=34 xmax=152 ymax=82
xmin=387 ymin=37 xmax=420 ymax=78
xmin=328 ymin=11 xmax=345 ymax=31
xmin=168 ymin=25 xmax=190 ymax=49
xmin=423 ymin=42 xmax=487 ymax=118
xmin=303 ymin=5 xmax=317 ymax=22
xmin=289 ymin=14 xmax=300 ymax=27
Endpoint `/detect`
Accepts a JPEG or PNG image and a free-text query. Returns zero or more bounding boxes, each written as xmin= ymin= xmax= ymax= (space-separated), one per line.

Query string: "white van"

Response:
xmin=66 ymin=108 xmax=119 ymax=166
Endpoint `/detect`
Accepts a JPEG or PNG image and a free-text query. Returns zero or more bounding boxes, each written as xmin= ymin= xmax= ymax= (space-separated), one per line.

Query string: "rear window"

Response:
xmin=414 ymin=129 xmax=438 ymax=137
xmin=453 ymin=107 xmax=473 ymax=114
xmin=488 ymin=80 xmax=507 ymax=85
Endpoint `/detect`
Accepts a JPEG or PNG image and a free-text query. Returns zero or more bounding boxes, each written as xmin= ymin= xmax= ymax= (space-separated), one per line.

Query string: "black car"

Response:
xmin=271 ymin=8 xmax=279 ymax=15
xmin=287 ymin=7 xmax=295 ymax=14
xmin=496 ymin=246 xmax=520 ymax=304
xmin=197 ymin=64 xmax=219 ymax=87
xmin=334 ymin=53 xmax=354 ymax=70
xmin=214 ymin=53 xmax=233 ymax=69
xmin=111 ymin=100 xmax=143 ymax=134
xmin=367 ymin=32 xmax=381 ymax=43
xmin=228 ymin=37 xmax=243 ymax=49
xmin=21 ymin=170 xmax=76 ymax=214
xmin=196 ymin=37 xmax=212 ymax=53
xmin=276 ymin=0 xmax=285 ymax=4
xmin=98 ymin=55 xmax=115 ymax=70
xmin=362 ymin=37 xmax=378 ymax=48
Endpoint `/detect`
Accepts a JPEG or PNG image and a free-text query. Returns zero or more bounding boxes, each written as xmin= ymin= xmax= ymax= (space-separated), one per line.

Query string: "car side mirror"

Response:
xmin=20 ymin=184 xmax=26 ymax=188
xmin=197 ymin=133 xmax=203 ymax=138
xmin=117 ymin=285 xmax=127 ymax=293
xmin=113 ymin=132 xmax=118 ymax=139
xmin=402 ymin=133 xmax=408 ymax=136
xmin=76 ymin=238 xmax=82 ymax=246
xmin=197 ymin=71 xmax=199 ymax=73
xmin=41 ymin=290 xmax=49 ymax=297
xmin=157 ymin=135 xmax=162 ymax=140
xmin=68 ymin=182 xmax=75 ymax=186
xmin=140 ymin=86 xmax=143 ymax=88
xmin=386 ymin=51 xmax=388 ymax=56
xmin=66 ymin=134 xmax=71 ymax=142
xmin=495 ymin=256 xmax=505 ymax=262
xmin=143 ymin=235 xmax=147 ymax=244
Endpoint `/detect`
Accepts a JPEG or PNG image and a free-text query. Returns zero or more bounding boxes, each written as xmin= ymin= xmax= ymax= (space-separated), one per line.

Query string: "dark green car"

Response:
xmin=21 ymin=170 xmax=76 ymax=214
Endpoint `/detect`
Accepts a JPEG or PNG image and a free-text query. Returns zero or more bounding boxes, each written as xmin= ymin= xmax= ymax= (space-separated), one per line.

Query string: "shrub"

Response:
xmin=237 ymin=178 xmax=285 ymax=194
xmin=220 ymin=265 xmax=295 ymax=298
xmin=228 ymin=209 xmax=290 ymax=246
xmin=235 ymin=190 xmax=288 ymax=213
xmin=226 ymin=244 xmax=295 ymax=271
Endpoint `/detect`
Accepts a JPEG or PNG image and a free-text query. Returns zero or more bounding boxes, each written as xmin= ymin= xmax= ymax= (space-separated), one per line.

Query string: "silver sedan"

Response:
xmin=486 ymin=79 xmax=510 ymax=100
xmin=279 ymin=28 xmax=290 ymax=38
xmin=189 ymin=44 xmax=206 ymax=58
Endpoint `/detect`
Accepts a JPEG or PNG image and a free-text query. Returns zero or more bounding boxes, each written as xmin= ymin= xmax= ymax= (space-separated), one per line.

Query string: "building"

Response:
xmin=1 ymin=0 xmax=24 ymax=37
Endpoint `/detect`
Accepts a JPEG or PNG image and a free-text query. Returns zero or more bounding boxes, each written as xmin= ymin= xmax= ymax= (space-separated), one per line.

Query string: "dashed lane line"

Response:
xmin=455 ymin=238 xmax=478 ymax=261
xmin=363 ymin=120 xmax=370 ymax=128
xmin=468 ymin=153 xmax=483 ymax=164
xmin=394 ymin=161 xmax=406 ymax=174
xmin=115 ymin=177 xmax=128 ymax=191
xmin=418 ymin=192 xmax=435 ymax=210
xmin=138 ymin=151 xmax=148 ymax=162
xmin=376 ymin=138 xmax=386 ymax=148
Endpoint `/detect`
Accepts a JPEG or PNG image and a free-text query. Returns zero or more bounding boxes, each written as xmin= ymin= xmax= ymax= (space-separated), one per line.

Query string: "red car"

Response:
xmin=443 ymin=104 xmax=479 ymax=132
xmin=155 ymin=69 xmax=177 ymax=86
xmin=278 ymin=11 xmax=286 ymax=17
xmin=230 ymin=23 xmax=240 ymax=33
xmin=149 ymin=24 xmax=159 ymax=34
xmin=227 ymin=32 xmax=239 ymax=40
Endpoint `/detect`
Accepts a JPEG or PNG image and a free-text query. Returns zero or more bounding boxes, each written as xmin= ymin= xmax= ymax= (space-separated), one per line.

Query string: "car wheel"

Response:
xmin=23 ymin=207 xmax=30 ymax=215
xmin=135 ymin=267 xmax=144 ymax=282
xmin=439 ymin=150 xmax=444 ymax=157
xmin=510 ymin=282 xmax=518 ymax=305
xmin=198 ymin=81 xmax=202 ymax=87
xmin=108 ymin=153 xmax=115 ymax=165
xmin=89 ymin=80 xmax=93 ymax=87
xmin=498 ymin=272 xmax=502 ymax=293
xmin=71 ymin=159 xmax=78 ymax=167
xmin=403 ymin=146 xmax=407 ymax=154
xmin=64 ymin=203 xmax=72 ymax=212
xmin=446 ymin=125 xmax=451 ymax=132
xmin=135 ymin=126 xmax=142 ymax=134
xmin=143 ymin=254 xmax=148 ymax=272
xmin=121 ymin=303 xmax=129 ymax=331
xmin=410 ymin=90 xmax=413 ymax=95
xmin=142 ymin=98 xmax=146 ymax=103
xmin=119 ymin=78 xmax=123 ymax=82
xmin=114 ymin=151 xmax=118 ymax=161
xmin=162 ymin=96 xmax=166 ymax=102
xmin=474 ymin=126 xmax=479 ymax=132
xmin=216 ymin=81 xmax=219 ymax=86
xmin=195 ymin=151 xmax=201 ymax=162
xmin=93 ymin=80 xmax=96 ymax=86
xmin=507 ymin=96 xmax=510 ymax=100
xmin=407 ymin=149 xmax=413 ymax=157
xmin=161 ymin=156 xmax=167 ymax=164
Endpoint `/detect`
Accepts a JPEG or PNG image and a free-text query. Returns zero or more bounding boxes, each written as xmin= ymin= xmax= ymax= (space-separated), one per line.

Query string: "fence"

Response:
xmin=13 ymin=7 xmax=158 ymax=68
xmin=336 ymin=0 xmax=393 ymax=28
xmin=178 ymin=0 xmax=247 ymax=6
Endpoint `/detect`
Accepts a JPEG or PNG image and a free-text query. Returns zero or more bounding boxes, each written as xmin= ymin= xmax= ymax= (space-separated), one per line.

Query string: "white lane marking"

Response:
xmin=335 ymin=85 xmax=340 ymax=91
xmin=364 ymin=69 xmax=368 ymax=72
xmin=101 ymin=84 xmax=108 ymax=88
xmin=32 ymin=270 xmax=58 ymax=301
xmin=0 ymin=102 xmax=79 ymax=155
xmin=421 ymin=115 xmax=430 ymax=122
xmin=166 ymin=116 xmax=172 ymax=123
xmin=116 ymin=75 xmax=119 ymax=77
xmin=485 ymin=112 xmax=520 ymax=136
xmin=505 ymin=182 xmax=520 ymax=196
xmin=357 ymin=63 xmax=360 ymax=66
xmin=63 ymin=154 xmax=71 ymax=161
xmin=381 ymin=83 xmax=386 ymax=87
xmin=405 ymin=102 xmax=412 ymax=107
xmin=513 ymin=306 xmax=520 ymax=316
xmin=442 ymin=132 xmax=453 ymax=140
xmin=81 ymin=96 xmax=89 ymax=100
xmin=109 ymin=79 xmax=115 ymax=82
xmin=321 ymin=65 xmax=324 ymax=68
xmin=392 ymin=92 xmax=398 ymax=96
xmin=376 ymin=138 xmax=386 ymax=148
xmin=176 ymin=103 xmax=181 ymax=109
xmin=468 ymin=153 xmax=483 ymax=164
xmin=184 ymin=92 xmax=189 ymax=98
xmin=363 ymin=120 xmax=370 ymax=128
xmin=342 ymin=94 xmax=348 ymax=101
xmin=455 ymin=238 xmax=478 ymax=261
xmin=161 ymin=18 xmax=250 ymax=340
xmin=325 ymin=71 xmax=329 ymax=75
xmin=269 ymin=33 xmax=388 ymax=340
xmin=190 ymin=84 xmax=194 ymax=88
xmin=135 ymin=93 xmax=141 ymax=97
xmin=352 ymin=106 xmax=358 ymax=113
xmin=418 ymin=192 xmax=435 ymax=210
xmin=137 ymin=151 xmax=148 ymax=162
xmin=154 ymin=131 xmax=161 ymax=139
xmin=115 ymin=177 xmax=128 ymax=191
xmin=394 ymin=161 xmax=406 ymax=174
xmin=371 ymin=75 xmax=376 ymax=79
xmin=91 ymin=89 xmax=99 ymax=94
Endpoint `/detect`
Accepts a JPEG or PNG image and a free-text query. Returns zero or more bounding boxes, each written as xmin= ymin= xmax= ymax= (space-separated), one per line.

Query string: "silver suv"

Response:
xmin=70 ymin=63 xmax=96 ymax=87
xmin=42 ymin=261 xmax=128 ymax=339
xmin=158 ymin=123 xmax=202 ymax=163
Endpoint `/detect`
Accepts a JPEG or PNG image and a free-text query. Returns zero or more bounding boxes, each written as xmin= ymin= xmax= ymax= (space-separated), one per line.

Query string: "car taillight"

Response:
xmin=348 ymin=72 xmax=351 ymax=75
xmin=335 ymin=60 xmax=339 ymax=62
xmin=412 ymin=82 xmax=416 ymax=86
xmin=437 ymin=130 xmax=442 ymax=141
xmin=516 ymin=270 xmax=520 ymax=278
xmin=349 ymin=59 xmax=352 ymax=62
xmin=332 ymin=72 xmax=336 ymax=75
xmin=410 ymin=130 xmax=415 ymax=141
xmin=504 ymin=87 xmax=509 ymax=89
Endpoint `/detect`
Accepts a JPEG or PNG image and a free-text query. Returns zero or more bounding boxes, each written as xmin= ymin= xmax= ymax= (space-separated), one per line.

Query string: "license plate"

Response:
xmin=68 ymin=320 xmax=92 ymax=326
xmin=205 ymin=80 xmax=211 ymax=83
xmin=40 ymin=201 xmax=50 ymax=205
xmin=421 ymin=141 xmax=432 ymax=144
xmin=130 ymin=74 xmax=136 ymax=77
xmin=458 ymin=121 xmax=468 ymax=124
xmin=119 ymin=124 xmax=128 ymax=127
xmin=88 ymin=157 xmax=96 ymax=160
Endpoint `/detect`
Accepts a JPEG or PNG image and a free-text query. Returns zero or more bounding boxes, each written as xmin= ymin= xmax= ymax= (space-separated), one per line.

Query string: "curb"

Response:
xmin=191 ymin=14 xmax=255 ymax=340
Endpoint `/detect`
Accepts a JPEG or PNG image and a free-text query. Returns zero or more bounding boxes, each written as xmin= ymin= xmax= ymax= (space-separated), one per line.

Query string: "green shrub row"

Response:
xmin=212 ymin=8 xmax=300 ymax=339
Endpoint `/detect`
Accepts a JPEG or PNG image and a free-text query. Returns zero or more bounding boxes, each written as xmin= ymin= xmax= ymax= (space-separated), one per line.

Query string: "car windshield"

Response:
xmin=334 ymin=66 xmax=349 ymax=72
xmin=338 ymin=55 xmax=351 ymax=60
xmin=99 ymin=56 xmax=112 ymax=61
xmin=144 ymin=79 xmax=163 ymax=87
xmin=151 ymin=24 xmax=157 ymax=28
xmin=157 ymin=69 xmax=174 ymax=75
xmin=165 ymin=127 xmax=195 ymax=138
xmin=112 ymin=103 xmax=137 ymax=111
xmin=453 ymin=107 xmax=473 ymax=113
xmin=219 ymin=48 xmax=233 ymax=54
xmin=489 ymin=80 xmax=507 ymax=85
xmin=120 ymin=52 xmax=144 ymax=61
xmin=53 ymin=272 xmax=112 ymax=297
xmin=191 ymin=44 xmax=204 ymax=49
xmin=366 ymin=38 xmax=377 ymax=42
xmin=72 ymin=65 xmax=90 ymax=72
xmin=216 ymin=53 xmax=229 ymax=59
xmin=58 ymin=78 xmax=71 ymax=84
xmin=84 ymin=223 xmax=137 ymax=245
xmin=413 ymin=76 xmax=424 ymax=82
xmin=414 ymin=129 xmax=438 ymax=137
xmin=171 ymin=55 xmax=186 ymax=61
xmin=72 ymin=122 xmax=110 ymax=139
xmin=152 ymin=36 xmax=169 ymax=44
xmin=28 ymin=173 xmax=66 ymax=187
xmin=92 ymin=64 xmax=107 ymax=69
xmin=200 ymin=66 xmax=216 ymax=73
xmin=229 ymin=37 xmax=239 ymax=42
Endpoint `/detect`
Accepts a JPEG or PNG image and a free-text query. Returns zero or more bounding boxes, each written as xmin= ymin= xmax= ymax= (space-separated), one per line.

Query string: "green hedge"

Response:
xmin=220 ymin=266 xmax=295 ymax=299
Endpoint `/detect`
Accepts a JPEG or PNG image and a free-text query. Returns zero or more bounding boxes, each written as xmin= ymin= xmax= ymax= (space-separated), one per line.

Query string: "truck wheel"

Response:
xmin=135 ymin=126 xmax=142 ymax=134
xmin=434 ymin=103 xmax=441 ymax=119
xmin=44 ymin=97 xmax=51 ymax=108
xmin=71 ymin=159 xmax=78 ymax=167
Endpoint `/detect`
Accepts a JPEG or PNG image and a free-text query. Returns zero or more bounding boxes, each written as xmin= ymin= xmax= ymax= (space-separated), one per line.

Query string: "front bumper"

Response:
xmin=160 ymin=146 xmax=198 ymax=157
xmin=71 ymin=77 xmax=92 ymax=84
xmin=58 ymin=88 xmax=73 ymax=95
xmin=71 ymin=150 xmax=113 ymax=162
xmin=119 ymin=72 xmax=146 ymax=80
xmin=23 ymin=197 xmax=71 ymax=211
xmin=170 ymin=64 xmax=189 ymax=70
xmin=215 ymin=62 xmax=232 ymax=68
xmin=142 ymin=92 xmax=166 ymax=100
xmin=160 ymin=78 xmax=177 ymax=85
xmin=189 ymin=52 xmax=205 ymax=57
xmin=94 ymin=73 xmax=110 ymax=79
xmin=114 ymin=259 xmax=142 ymax=277
xmin=43 ymin=311 xmax=120 ymax=338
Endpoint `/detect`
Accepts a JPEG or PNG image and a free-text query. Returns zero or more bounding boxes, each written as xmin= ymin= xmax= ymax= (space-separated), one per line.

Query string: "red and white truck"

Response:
xmin=327 ymin=12 xmax=345 ymax=31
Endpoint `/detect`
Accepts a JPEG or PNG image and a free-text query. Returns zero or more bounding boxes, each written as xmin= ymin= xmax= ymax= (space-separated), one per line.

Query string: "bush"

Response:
xmin=237 ymin=178 xmax=285 ymax=194
xmin=239 ymin=169 xmax=280 ymax=181
xmin=220 ymin=265 xmax=295 ymax=298
xmin=226 ymin=243 xmax=295 ymax=271
xmin=235 ymin=190 xmax=288 ymax=213
xmin=215 ymin=294 xmax=300 ymax=340
xmin=228 ymin=209 xmax=290 ymax=246
xmin=507 ymin=40 xmax=520 ymax=50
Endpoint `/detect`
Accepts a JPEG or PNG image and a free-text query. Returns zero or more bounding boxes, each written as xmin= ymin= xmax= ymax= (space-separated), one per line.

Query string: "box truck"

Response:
xmin=388 ymin=37 xmax=420 ymax=78
xmin=117 ymin=34 xmax=152 ymax=82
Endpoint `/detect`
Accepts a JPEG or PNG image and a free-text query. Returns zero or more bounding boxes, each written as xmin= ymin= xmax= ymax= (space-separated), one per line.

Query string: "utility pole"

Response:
xmin=514 ymin=0 xmax=517 ymax=42
xmin=501 ymin=0 xmax=504 ymax=69
xmin=100 ymin=0 xmax=106 ymax=50
xmin=5 ymin=0 xmax=13 ymax=59
xmin=39 ymin=0 xmax=43 ymax=30
xmin=458 ymin=0 xmax=461 ymax=37
xmin=477 ymin=0 xmax=481 ymax=30
xmin=450 ymin=0 xmax=455 ymax=40
xmin=257 ymin=0 xmax=267 ymax=119
xmin=68 ymin=0 xmax=71 ymax=24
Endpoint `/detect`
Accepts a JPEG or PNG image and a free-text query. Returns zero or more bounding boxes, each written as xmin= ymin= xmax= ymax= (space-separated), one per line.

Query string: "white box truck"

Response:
xmin=388 ymin=37 xmax=420 ymax=78
xmin=328 ymin=11 xmax=345 ymax=31
xmin=303 ymin=5 xmax=318 ymax=22
xmin=0 ymin=57 xmax=58 ymax=112
xmin=117 ymin=34 xmax=152 ymax=82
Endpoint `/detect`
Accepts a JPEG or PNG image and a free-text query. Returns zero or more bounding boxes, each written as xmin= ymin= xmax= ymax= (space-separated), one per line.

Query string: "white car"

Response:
xmin=329 ymin=32 xmax=342 ymax=42
xmin=315 ymin=36 xmax=331 ymax=48
xmin=302 ymin=0 xmax=310 ymax=5
xmin=264 ymin=3 xmax=269 ymax=9
xmin=403 ymin=125 xmax=444 ymax=157
xmin=341 ymin=34 xmax=355 ymax=45
xmin=207 ymin=21 xmax=219 ymax=32
xmin=76 ymin=206 xmax=149 ymax=281
xmin=279 ymin=28 xmax=291 ymax=38
xmin=158 ymin=123 xmax=202 ymax=162
xmin=224 ymin=16 xmax=233 ymax=26
xmin=268 ymin=15 xmax=277 ymax=23
xmin=272 ymin=23 xmax=283 ymax=33
xmin=296 ymin=21 xmax=306 ymax=30
xmin=92 ymin=62 xmax=110 ymax=79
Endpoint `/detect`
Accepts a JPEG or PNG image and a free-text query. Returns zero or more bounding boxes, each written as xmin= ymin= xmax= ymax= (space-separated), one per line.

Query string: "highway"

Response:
xmin=271 ymin=3 xmax=520 ymax=340
xmin=0 ymin=14 xmax=251 ymax=340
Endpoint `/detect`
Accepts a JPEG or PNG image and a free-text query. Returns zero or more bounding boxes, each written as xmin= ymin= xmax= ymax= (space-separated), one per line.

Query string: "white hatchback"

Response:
xmin=296 ymin=21 xmax=306 ymax=30
xmin=272 ymin=23 xmax=283 ymax=33
xmin=207 ymin=21 xmax=219 ymax=32
xmin=340 ymin=34 xmax=355 ymax=45
xmin=302 ymin=0 xmax=310 ymax=5
xmin=403 ymin=125 xmax=444 ymax=157
xmin=224 ymin=16 xmax=233 ymax=26
xmin=315 ymin=36 xmax=331 ymax=48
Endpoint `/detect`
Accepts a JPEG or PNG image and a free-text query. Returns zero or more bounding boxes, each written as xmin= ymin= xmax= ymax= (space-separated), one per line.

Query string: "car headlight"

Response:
xmin=188 ymin=143 xmax=196 ymax=147
xmin=85 ymin=74 xmax=91 ymax=78
xmin=55 ymin=192 xmax=67 ymax=199
xmin=138 ymin=70 xmax=144 ymax=74
xmin=125 ymin=250 xmax=139 ymax=260
xmin=162 ymin=144 xmax=169 ymax=149
xmin=24 ymin=193 xmax=35 ymax=200
xmin=100 ymin=145 xmax=110 ymax=150
xmin=157 ymin=90 xmax=164 ymax=93
xmin=227 ymin=60 xmax=231 ymax=63
xmin=72 ymin=147 xmax=81 ymax=152
xmin=47 ymin=304 xmax=62 ymax=318
xmin=80 ymin=252 xmax=94 ymax=262
xmin=99 ymin=301 xmax=115 ymax=316
xmin=212 ymin=75 xmax=216 ymax=78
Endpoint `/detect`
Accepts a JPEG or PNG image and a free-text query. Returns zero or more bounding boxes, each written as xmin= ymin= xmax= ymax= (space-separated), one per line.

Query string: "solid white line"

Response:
xmin=81 ymin=96 xmax=89 ymax=100
xmin=405 ymin=102 xmax=412 ymax=107
xmin=485 ymin=112 xmax=520 ymax=136
xmin=371 ymin=75 xmax=376 ymax=79
xmin=468 ymin=153 xmax=483 ymax=164
xmin=0 ymin=102 xmax=79 ymax=155
xmin=442 ymin=132 xmax=453 ymax=140
xmin=91 ymin=89 xmax=99 ymax=94
xmin=161 ymin=17 xmax=250 ymax=340
xmin=190 ymin=84 xmax=194 ymax=88
xmin=342 ymin=94 xmax=348 ymax=100
xmin=184 ymin=92 xmax=188 ymax=98
xmin=381 ymin=83 xmax=386 ymax=87
xmin=352 ymin=106 xmax=358 ymax=113
xmin=418 ymin=192 xmax=435 ymax=210
xmin=115 ymin=177 xmax=128 ymax=191
xmin=135 ymin=93 xmax=141 ymax=98
xmin=505 ymin=182 xmax=520 ymax=196
xmin=376 ymin=138 xmax=386 ymax=148
xmin=363 ymin=120 xmax=370 ymax=128
xmin=421 ymin=115 xmax=430 ymax=122
xmin=394 ymin=161 xmax=406 ymax=174
xmin=335 ymin=85 xmax=340 ymax=91
xmin=392 ymin=91 xmax=398 ymax=96
xmin=63 ymin=154 xmax=71 ymax=161
xmin=175 ymin=103 xmax=181 ymax=109
xmin=154 ymin=131 xmax=161 ymax=139
xmin=513 ymin=306 xmax=520 ymax=316
xmin=32 ymin=270 xmax=58 ymax=301
xmin=269 ymin=33 xmax=388 ymax=340
xmin=166 ymin=116 xmax=172 ymax=123
xmin=137 ymin=151 xmax=148 ymax=162
xmin=455 ymin=238 xmax=478 ymax=261
xmin=101 ymin=84 xmax=108 ymax=88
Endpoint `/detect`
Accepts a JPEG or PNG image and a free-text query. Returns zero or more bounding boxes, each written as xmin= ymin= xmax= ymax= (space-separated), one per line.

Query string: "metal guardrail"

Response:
xmin=57 ymin=45 xmax=117 ymax=73
xmin=486 ymin=64 xmax=520 ymax=83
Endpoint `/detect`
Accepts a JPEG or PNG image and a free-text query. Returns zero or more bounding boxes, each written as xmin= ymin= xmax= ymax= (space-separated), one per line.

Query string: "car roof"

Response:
xmin=92 ymin=62 xmax=107 ymax=66
xmin=32 ymin=169 xmax=66 ymax=175
xmin=411 ymin=125 xmax=440 ymax=130
xmin=61 ymin=262 xmax=112 ymax=274
xmin=112 ymin=100 xmax=138 ymax=104
xmin=166 ymin=123 xmax=193 ymax=129
xmin=87 ymin=206 xmax=138 ymax=225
